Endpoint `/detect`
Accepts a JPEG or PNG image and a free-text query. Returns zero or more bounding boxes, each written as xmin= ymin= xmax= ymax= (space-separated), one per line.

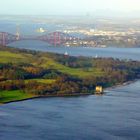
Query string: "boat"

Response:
xmin=64 ymin=51 xmax=69 ymax=56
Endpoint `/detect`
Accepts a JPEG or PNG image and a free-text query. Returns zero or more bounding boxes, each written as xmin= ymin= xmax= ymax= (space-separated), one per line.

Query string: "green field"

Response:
xmin=0 ymin=47 xmax=103 ymax=103
xmin=0 ymin=49 xmax=104 ymax=78
xmin=1 ymin=79 xmax=55 ymax=84
xmin=25 ymin=79 xmax=56 ymax=84
xmin=0 ymin=90 xmax=36 ymax=104
xmin=1 ymin=46 xmax=137 ymax=104
xmin=0 ymin=51 xmax=33 ymax=63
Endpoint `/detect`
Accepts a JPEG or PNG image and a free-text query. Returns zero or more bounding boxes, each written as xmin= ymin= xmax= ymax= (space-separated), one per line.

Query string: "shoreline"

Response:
xmin=105 ymin=79 xmax=138 ymax=91
xmin=0 ymin=79 xmax=139 ymax=105
xmin=0 ymin=93 xmax=93 ymax=105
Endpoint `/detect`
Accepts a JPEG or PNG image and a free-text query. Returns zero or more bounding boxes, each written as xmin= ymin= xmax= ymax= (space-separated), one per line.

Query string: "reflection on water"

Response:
xmin=0 ymin=81 xmax=140 ymax=140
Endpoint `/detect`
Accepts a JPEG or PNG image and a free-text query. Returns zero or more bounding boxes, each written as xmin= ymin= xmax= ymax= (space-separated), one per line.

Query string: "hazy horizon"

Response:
xmin=0 ymin=0 xmax=140 ymax=17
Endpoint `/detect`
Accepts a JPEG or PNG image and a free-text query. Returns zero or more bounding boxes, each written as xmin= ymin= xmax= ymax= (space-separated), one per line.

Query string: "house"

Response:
xmin=95 ymin=86 xmax=103 ymax=94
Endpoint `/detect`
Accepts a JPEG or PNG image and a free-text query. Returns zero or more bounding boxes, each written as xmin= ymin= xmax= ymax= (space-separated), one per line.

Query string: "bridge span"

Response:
xmin=0 ymin=31 xmax=79 ymax=46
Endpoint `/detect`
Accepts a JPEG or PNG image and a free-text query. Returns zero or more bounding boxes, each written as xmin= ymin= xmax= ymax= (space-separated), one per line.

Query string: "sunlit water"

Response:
xmin=0 ymin=81 xmax=140 ymax=140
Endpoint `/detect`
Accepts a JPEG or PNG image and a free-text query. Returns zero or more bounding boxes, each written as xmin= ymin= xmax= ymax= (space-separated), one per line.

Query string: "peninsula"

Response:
xmin=0 ymin=46 xmax=140 ymax=104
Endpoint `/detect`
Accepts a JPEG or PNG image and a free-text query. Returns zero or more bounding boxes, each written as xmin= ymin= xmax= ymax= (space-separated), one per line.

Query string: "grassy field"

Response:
xmin=0 ymin=47 xmax=104 ymax=104
xmin=0 ymin=90 xmax=36 ymax=104
xmin=0 ymin=51 xmax=33 ymax=63
xmin=25 ymin=79 xmax=56 ymax=84
xmin=0 ymin=79 xmax=56 ymax=84
xmin=34 ymin=56 xmax=104 ymax=78
xmin=0 ymin=46 xmax=139 ymax=104
xmin=0 ymin=48 xmax=104 ymax=78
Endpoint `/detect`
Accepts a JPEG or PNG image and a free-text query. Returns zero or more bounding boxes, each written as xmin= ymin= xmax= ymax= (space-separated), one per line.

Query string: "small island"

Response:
xmin=0 ymin=46 xmax=140 ymax=104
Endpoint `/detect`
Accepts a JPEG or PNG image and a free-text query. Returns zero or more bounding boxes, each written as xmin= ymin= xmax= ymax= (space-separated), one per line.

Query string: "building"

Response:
xmin=95 ymin=86 xmax=103 ymax=94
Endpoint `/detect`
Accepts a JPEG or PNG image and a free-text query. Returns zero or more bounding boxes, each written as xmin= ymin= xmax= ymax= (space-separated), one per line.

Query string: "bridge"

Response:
xmin=0 ymin=31 xmax=79 ymax=46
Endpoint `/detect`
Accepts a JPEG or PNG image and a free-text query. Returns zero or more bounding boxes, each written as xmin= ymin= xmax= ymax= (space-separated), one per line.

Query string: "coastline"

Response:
xmin=0 ymin=93 xmax=93 ymax=105
xmin=104 ymin=79 xmax=138 ymax=91
xmin=0 ymin=79 xmax=138 ymax=105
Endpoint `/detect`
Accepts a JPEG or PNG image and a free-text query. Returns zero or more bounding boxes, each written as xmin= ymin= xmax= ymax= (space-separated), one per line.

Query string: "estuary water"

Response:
xmin=0 ymin=41 xmax=140 ymax=140
xmin=0 ymin=81 xmax=140 ymax=140
xmin=1 ymin=17 xmax=140 ymax=139
xmin=9 ymin=40 xmax=140 ymax=61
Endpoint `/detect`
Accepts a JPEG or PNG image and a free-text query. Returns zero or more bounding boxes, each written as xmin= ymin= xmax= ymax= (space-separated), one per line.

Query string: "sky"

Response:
xmin=0 ymin=0 xmax=140 ymax=16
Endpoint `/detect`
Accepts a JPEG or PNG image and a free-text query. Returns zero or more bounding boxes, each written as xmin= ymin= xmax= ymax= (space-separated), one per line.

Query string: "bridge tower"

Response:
xmin=53 ymin=32 xmax=61 ymax=46
xmin=0 ymin=32 xmax=6 ymax=46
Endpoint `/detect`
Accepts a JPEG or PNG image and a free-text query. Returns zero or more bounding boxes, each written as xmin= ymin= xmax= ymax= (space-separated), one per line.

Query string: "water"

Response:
xmin=1 ymin=22 xmax=140 ymax=139
xmin=0 ymin=81 xmax=140 ymax=140
xmin=0 ymin=21 xmax=140 ymax=61
xmin=2 ymin=37 xmax=140 ymax=140
xmin=9 ymin=40 xmax=140 ymax=61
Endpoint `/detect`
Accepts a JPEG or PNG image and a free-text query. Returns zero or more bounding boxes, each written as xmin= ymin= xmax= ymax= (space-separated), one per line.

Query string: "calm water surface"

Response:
xmin=9 ymin=40 xmax=140 ymax=61
xmin=1 ymin=20 xmax=140 ymax=61
xmin=1 ymin=31 xmax=140 ymax=139
xmin=0 ymin=22 xmax=140 ymax=140
xmin=0 ymin=81 xmax=140 ymax=140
